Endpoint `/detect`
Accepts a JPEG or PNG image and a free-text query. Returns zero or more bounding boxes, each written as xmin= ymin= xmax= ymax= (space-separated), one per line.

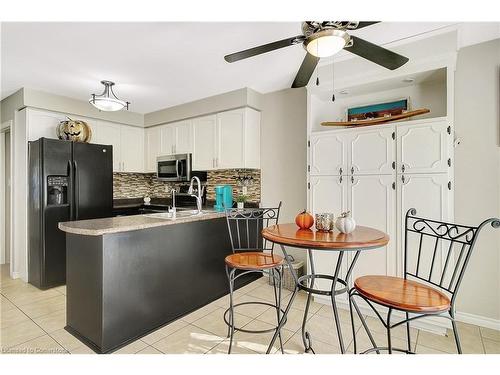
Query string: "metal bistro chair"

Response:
xmin=348 ymin=208 xmax=500 ymax=354
xmin=224 ymin=202 xmax=285 ymax=354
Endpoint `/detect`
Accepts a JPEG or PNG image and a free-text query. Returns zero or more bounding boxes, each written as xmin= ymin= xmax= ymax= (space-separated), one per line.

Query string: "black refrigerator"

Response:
xmin=28 ymin=137 xmax=113 ymax=289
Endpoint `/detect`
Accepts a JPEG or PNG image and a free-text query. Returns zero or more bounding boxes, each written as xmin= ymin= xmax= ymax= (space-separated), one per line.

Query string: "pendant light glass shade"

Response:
xmin=89 ymin=81 xmax=130 ymax=111
xmin=305 ymin=29 xmax=350 ymax=58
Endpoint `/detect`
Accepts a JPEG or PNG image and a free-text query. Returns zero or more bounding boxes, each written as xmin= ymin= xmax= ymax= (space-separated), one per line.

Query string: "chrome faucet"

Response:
xmin=188 ymin=176 xmax=203 ymax=214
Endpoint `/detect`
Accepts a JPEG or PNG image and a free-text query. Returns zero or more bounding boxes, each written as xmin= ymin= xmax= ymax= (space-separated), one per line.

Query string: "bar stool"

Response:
xmin=224 ymin=203 xmax=285 ymax=354
xmin=348 ymin=208 xmax=500 ymax=354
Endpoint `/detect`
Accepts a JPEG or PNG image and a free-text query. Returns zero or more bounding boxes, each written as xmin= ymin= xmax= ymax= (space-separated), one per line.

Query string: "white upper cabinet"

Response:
xmin=174 ymin=121 xmax=193 ymax=154
xmin=192 ymin=115 xmax=217 ymax=171
xmin=217 ymin=109 xmax=245 ymax=169
xmin=145 ymin=127 xmax=161 ymax=173
xmin=159 ymin=121 xmax=193 ymax=156
xmin=397 ymin=120 xmax=451 ymax=174
xmin=160 ymin=124 xmax=175 ymax=156
xmin=119 ymin=126 xmax=144 ymax=173
xmin=145 ymin=107 xmax=261 ymax=172
xmin=191 ymin=108 xmax=260 ymax=171
xmin=92 ymin=121 xmax=122 ymax=172
xmin=349 ymin=127 xmax=395 ymax=175
xmin=26 ymin=109 xmax=144 ymax=173
xmin=27 ymin=109 xmax=66 ymax=141
xmin=309 ymin=132 xmax=348 ymax=176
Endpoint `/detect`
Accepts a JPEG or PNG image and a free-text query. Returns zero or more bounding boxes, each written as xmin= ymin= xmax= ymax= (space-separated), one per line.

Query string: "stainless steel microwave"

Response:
xmin=157 ymin=154 xmax=192 ymax=182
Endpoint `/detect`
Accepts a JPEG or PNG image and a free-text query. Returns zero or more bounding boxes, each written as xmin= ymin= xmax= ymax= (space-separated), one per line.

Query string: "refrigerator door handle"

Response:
xmin=68 ymin=160 xmax=74 ymax=220
xmin=73 ymin=160 xmax=79 ymax=220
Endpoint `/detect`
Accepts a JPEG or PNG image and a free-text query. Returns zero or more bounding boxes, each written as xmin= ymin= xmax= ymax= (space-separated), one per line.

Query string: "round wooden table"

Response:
xmin=262 ymin=223 xmax=389 ymax=354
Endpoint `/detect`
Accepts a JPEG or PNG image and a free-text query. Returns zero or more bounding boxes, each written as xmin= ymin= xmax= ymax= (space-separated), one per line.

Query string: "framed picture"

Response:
xmin=347 ymin=98 xmax=410 ymax=121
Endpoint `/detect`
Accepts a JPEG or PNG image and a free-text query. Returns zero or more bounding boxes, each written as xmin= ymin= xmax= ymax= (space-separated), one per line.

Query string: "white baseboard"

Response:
xmin=314 ymin=295 xmax=500 ymax=333
xmin=455 ymin=311 xmax=500 ymax=331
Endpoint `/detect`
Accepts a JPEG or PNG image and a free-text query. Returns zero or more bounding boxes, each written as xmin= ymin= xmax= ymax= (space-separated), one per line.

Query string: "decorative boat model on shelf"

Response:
xmin=321 ymin=108 xmax=430 ymax=127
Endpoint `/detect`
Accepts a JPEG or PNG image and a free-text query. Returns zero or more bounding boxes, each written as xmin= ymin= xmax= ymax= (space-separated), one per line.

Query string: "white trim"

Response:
xmin=0 ymin=121 xmax=12 ymax=266
xmin=314 ymin=294 xmax=449 ymax=335
xmin=314 ymin=294 xmax=500 ymax=334
xmin=0 ymin=130 xmax=5 ymax=264
xmin=455 ymin=311 xmax=500 ymax=331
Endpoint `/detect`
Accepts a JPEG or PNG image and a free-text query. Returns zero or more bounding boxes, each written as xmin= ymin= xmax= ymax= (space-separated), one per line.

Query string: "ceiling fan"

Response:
xmin=224 ymin=21 xmax=409 ymax=88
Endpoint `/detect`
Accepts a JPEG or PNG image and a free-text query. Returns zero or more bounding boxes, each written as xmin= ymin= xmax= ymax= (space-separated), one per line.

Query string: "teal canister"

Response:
xmin=222 ymin=185 xmax=233 ymax=209
xmin=214 ymin=185 xmax=225 ymax=212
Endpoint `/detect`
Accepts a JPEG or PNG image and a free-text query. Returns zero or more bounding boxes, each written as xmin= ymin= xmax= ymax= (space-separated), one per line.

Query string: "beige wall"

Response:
xmin=260 ymin=88 xmax=308 ymax=262
xmin=144 ymin=88 xmax=262 ymax=127
xmin=0 ymin=88 xmax=24 ymax=123
xmin=454 ymin=38 xmax=500 ymax=320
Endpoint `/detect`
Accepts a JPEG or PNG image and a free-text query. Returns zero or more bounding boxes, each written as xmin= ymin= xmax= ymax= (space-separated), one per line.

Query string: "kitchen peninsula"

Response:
xmin=59 ymin=211 xmax=259 ymax=353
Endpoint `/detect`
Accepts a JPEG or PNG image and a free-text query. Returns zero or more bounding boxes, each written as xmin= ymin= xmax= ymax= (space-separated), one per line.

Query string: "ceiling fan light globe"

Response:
xmin=89 ymin=97 xmax=126 ymax=112
xmin=305 ymin=29 xmax=349 ymax=58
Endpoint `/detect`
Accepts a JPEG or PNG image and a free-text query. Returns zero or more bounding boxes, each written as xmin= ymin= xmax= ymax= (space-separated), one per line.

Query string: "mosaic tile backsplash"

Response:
xmin=113 ymin=169 xmax=261 ymax=203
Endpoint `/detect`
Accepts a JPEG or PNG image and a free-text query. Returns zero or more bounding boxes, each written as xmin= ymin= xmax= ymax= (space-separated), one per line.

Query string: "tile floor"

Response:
xmin=1 ymin=263 xmax=499 ymax=355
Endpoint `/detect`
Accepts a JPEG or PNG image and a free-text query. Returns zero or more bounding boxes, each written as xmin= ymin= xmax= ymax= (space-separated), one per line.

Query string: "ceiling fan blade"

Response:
xmin=291 ymin=53 xmax=320 ymax=88
xmin=355 ymin=21 xmax=380 ymax=29
xmin=224 ymin=35 xmax=303 ymax=63
xmin=344 ymin=36 xmax=409 ymax=70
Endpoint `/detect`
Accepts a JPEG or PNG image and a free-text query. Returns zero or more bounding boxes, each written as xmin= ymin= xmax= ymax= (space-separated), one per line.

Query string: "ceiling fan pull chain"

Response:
xmin=331 ymin=57 xmax=336 ymax=102
xmin=316 ymin=41 xmax=320 ymax=86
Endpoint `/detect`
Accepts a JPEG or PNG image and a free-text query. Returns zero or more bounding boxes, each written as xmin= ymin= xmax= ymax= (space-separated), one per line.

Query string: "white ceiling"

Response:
xmin=1 ymin=22 xmax=457 ymax=113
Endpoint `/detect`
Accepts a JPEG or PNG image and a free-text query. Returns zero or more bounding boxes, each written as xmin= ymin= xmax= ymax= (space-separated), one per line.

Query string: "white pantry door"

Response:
xmin=397 ymin=173 xmax=451 ymax=278
xmin=397 ymin=120 xmax=451 ymax=175
xmin=309 ymin=133 xmax=348 ymax=176
xmin=348 ymin=174 xmax=397 ymax=281
xmin=349 ymin=126 xmax=395 ymax=176
xmin=308 ymin=175 xmax=349 ymax=291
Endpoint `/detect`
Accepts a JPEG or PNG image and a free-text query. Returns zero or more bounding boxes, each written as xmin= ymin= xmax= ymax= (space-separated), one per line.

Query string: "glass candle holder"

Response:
xmin=315 ymin=213 xmax=335 ymax=232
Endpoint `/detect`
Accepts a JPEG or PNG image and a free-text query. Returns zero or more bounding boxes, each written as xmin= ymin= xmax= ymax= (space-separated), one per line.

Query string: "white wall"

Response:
xmin=454 ymin=38 xmax=500 ymax=322
xmin=260 ymin=88 xmax=308 ymax=262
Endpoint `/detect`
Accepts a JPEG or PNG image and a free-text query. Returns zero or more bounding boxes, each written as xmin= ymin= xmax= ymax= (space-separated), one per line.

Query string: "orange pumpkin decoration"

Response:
xmin=295 ymin=210 xmax=314 ymax=229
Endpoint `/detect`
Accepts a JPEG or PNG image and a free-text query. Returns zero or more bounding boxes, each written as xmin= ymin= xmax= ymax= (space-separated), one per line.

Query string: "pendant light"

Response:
xmin=89 ymin=81 xmax=130 ymax=112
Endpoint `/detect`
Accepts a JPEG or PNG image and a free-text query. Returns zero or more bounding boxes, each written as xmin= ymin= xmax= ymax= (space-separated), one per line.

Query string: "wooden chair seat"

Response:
xmin=225 ymin=252 xmax=284 ymax=270
xmin=354 ymin=275 xmax=451 ymax=313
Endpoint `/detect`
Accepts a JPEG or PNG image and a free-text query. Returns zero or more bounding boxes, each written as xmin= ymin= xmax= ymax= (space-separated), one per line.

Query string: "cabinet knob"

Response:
xmin=339 ymin=167 xmax=343 ymax=175
xmin=401 ymin=164 xmax=406 ymax=173
xmin=339 ymin=176 xmax=343 ymax=183
xmin=351 ymin=166 xmax=354 ymax=175
xmin=402 ymin=175 xmax=405 ymax=183
xmin=351 ymin=176 xmax=354 ymax=183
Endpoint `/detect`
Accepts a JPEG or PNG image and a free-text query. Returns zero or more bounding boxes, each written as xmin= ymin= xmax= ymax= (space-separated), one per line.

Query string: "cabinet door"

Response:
xmin=217 ymin=109 xmax=245 ymax=169
xmin=310 ymin=133 xmax=347 ymax=176
xmin=92 ymin=122 xmax=122 ymax=172
xmin=349 ymin=127 xmax=395 ymax=175
xmin=397 ymin=173 xmax=452 ymax=277
xmin=309 ymin=176 xmax=349 ymax=292
xmin=27 ymin=109 xmax=67 ymax=141
xmin=192 ymin=115 xmax=217 ymax=171
xmin=349 ymin=175 xmax=397 ymax=280
xmin=145 ymin=127 xmax=161 ymax=173
xmin=160 ymin=124 xmax=175 ymax=156
xmin=120 ymin=126 xmax=144 ymax=173
xmin=173 ymin=121 xmax=193 ymax=154
xmin=397 ymin=121 xmax=450 ymax=174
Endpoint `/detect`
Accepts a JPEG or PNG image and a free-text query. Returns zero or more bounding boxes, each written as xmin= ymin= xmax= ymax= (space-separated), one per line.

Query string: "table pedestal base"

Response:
xmin=266 ymin=245 xmax=361 ymax=354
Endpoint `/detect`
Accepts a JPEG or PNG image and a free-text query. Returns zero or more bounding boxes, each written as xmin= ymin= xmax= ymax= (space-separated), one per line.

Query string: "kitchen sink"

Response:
xmin=143 ymin=210 xmax=203 ymax=220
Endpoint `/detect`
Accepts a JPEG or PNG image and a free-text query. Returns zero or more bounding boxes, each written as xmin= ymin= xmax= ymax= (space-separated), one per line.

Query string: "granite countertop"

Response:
xmin=59 ymin=210 xmax=226 ymax=236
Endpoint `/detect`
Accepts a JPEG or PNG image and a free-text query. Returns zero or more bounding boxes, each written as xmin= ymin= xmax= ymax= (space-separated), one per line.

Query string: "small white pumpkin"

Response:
xmin=335 ymin=211 xmax=356 ymax=234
